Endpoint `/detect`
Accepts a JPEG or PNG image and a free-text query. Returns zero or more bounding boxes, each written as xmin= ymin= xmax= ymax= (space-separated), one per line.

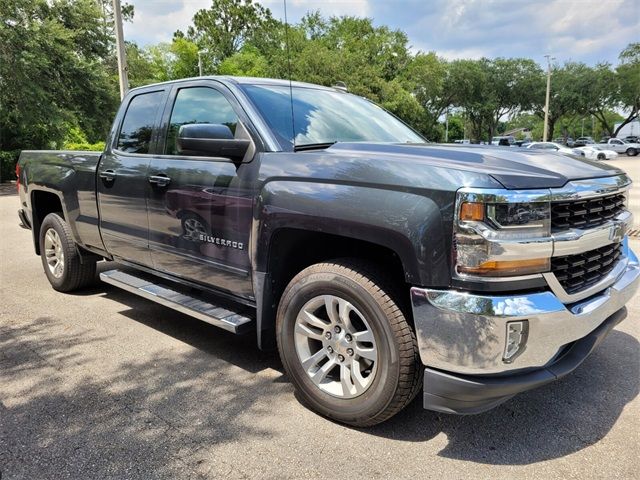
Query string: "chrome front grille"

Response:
xmin=551 ymin=243 xmax=623 ymax=294
xmin=551 ymin=193 xmax=626 ymax=232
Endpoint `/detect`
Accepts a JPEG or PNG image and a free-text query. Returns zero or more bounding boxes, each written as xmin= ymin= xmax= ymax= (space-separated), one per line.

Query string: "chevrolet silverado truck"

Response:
xmin=16 ymin=77 xmax=639 ymax=426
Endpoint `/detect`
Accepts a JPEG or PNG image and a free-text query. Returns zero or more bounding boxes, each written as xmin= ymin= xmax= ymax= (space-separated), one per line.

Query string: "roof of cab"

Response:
xmin=128 ymin=75 xmax=339 ymax=94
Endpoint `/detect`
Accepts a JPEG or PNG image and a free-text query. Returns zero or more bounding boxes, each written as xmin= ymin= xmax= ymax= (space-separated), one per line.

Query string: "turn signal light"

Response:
xmin=458 ymin=258 xmax=550 ymax=276
xmin=459 ymin=202 xmax=484 ymax=222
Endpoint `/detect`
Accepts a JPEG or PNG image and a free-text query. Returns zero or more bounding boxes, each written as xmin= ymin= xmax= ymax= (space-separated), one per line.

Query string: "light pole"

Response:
xmin=197 ymin=50 xmax=209 ymax=76
xmin=445 ymin=107 xmax=449 ymax=142
xmin=112 ymin=0 xmax=129 ymax=99
xmin=542 ymin=54 xmax=554 ymax=142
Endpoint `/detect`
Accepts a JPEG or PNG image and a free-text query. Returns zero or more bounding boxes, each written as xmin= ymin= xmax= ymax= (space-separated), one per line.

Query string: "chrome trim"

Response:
xmin=453 ymin=174 xmax=632 ymax=283
xmin=551 ymin=211 xmax=633 ymax=256
xmin=544 ymin=237 xmax=631 ymax=303
xmin=549 ymin=174 xmax=632 ymax=201
xmin=456 ymin=188 xmax=552 ymax=205
xmin=410 ymin=244 xmax=639 ymax=374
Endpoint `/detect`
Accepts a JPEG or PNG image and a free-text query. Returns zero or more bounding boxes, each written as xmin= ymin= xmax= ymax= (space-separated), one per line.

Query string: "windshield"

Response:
xmin=241 ymin=84 xmax=424 ymax=148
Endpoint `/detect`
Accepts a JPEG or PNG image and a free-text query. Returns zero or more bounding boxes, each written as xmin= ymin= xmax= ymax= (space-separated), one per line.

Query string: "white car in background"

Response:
xmin=524 ymin=141 xmax=583 ymax=156
xmin=577 ymin=146 xmax=619 ymax=161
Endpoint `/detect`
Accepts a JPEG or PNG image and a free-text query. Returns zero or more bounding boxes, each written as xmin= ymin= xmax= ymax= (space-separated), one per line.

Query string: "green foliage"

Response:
xmin=218 ymin=46 xmax=269 ymax=76
xmin=62 ymin=141 xmax=106 ymax=151
xmin=1 ymin=0 xmax=636 ymax=159
xmin=179 ymin=0 xmax=275 ymax=69
xmin=0 ymin=0 xmax=119 ymax=152
xmin=62 ymin=125 xmax=105 ymax=150
xmin=614 ymin=43 xmax=640 ymax=135
xmin=0 ymin=150 xmax=20 ymax=182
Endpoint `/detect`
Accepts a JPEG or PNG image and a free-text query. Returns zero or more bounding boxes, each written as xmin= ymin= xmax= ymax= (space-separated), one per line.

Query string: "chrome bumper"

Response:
xmin=411 ymin=243 xmax=639 ymax=375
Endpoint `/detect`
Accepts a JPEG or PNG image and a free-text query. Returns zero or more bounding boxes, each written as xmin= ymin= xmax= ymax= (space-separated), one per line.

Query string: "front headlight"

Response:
xmin=454 ymin=189 xmax=552 ymax=277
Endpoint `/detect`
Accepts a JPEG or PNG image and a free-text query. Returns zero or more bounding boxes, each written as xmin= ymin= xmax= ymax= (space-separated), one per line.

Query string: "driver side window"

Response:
xmin=165 ymin=87 xmax=238 ymax=155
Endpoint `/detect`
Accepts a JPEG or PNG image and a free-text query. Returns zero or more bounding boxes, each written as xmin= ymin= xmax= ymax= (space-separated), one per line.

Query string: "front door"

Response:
xmin=146 ymin=83 xmax=255 ymax=298
xmin=97 ymin=89 xmax=166 ymax=266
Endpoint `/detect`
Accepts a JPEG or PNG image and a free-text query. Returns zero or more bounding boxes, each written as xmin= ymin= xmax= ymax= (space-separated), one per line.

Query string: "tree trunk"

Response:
xmin=613 ymin=109 xmax=639 ymax=137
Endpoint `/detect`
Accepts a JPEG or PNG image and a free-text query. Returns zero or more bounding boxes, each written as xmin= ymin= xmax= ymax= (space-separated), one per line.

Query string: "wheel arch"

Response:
xmin=30 ymin=189 xmax=66 ymax=255
xmin=251 ymin=180 xmax=451 ymax=350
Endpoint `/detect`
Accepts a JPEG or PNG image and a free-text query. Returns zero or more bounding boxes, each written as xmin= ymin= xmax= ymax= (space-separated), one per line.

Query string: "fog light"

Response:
xmin=503 ymin=320 xmax=528 ymax=363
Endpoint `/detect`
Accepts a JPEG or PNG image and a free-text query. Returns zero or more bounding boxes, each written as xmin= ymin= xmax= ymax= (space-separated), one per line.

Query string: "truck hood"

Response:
xmin=327 ymin=142 xmax=624 ymax=189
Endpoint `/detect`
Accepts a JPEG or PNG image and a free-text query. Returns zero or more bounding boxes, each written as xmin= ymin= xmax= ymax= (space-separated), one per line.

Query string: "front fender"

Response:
xmin=252 ymin=180 xmax=453 ymax=287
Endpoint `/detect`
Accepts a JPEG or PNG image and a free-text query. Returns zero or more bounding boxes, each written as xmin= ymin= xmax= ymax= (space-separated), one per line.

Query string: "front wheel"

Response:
xmin=39 ymin=213 xmax=96 ymax=292
xmin=276 ymin=260 xmax=422 ymax=427
xmin=626 ymin=147 xmax=638 ymax=156
xmin=597 ymin=153 xmax=606 ymax=160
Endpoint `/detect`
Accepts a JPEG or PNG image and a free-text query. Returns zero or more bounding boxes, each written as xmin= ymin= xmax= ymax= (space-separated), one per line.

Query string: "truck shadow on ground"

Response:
xmin=3 ymin=277 xmax=637 ymax=476
xmin=94 ymin=276 xmax=639 ymax=466
xmin=366 ymin=327 xmax=639 ymax=464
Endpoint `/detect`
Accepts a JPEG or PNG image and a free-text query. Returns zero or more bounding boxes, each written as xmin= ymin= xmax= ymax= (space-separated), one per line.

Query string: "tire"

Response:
xmin=39 ymin=213 xmax=96 ymax=292
xmin=626 ymin=148 xmax=637 ymax=156
xmin=276 ymin=260 xmax=422 ymax=427
xmin=597 ymin=153 xmax=606 ymax=160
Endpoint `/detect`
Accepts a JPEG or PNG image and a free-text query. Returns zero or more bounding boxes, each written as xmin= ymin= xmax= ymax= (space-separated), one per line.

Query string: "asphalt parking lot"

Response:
xmin=1 ymin=156 xmax=639 ymax=479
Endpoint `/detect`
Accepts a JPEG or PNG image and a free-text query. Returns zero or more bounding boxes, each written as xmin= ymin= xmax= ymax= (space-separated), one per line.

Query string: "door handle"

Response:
xmin=99 ymin=169 xmax=116 ymax=182
xmin=149 ymin=174 xmax=171 ymax=187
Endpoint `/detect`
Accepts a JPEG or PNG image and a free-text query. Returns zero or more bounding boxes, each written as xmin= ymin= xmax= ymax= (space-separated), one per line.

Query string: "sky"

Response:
xmin=123 ymin=0 xmax=640 ymax=66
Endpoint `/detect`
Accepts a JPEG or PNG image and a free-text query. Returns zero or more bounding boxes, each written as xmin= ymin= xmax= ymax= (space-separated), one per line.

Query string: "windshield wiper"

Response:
xmin=294 ymin=142 xmax=337 ymax=152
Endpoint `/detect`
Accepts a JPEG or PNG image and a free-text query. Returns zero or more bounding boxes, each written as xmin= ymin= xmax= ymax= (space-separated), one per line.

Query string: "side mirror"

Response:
xmin=177 ymin=123 xmax=250 ymax=160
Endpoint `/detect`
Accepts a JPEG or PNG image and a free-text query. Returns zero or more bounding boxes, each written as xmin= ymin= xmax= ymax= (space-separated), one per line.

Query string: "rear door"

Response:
xmin=146 ymin=81 xmax=256 ymax=298
xmin=97 ymin=88 xmax=166 ymax=266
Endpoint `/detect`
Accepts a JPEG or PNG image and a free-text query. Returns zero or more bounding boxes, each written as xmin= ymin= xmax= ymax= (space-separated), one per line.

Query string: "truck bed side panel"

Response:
xmin=19 ymin=150 xmax=106 ymax=255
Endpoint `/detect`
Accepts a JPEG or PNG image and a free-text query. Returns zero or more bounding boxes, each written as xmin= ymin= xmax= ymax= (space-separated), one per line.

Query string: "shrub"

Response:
xmin=62 ymin=141 xmax=106 ymax=151
xmin=0 ymin=150 xmax=20 ymax=182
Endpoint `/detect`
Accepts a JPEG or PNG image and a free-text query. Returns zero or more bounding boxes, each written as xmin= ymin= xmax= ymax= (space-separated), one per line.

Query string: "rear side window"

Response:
xmin=165 ymin=87 xmax=239 ymax=155
xmin=117 ymin=91 xmax=164 ymax=154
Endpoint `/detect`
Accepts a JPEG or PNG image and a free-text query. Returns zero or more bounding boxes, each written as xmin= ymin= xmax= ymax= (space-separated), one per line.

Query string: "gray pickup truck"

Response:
xmin=16 ymin=76 xmax=639 ymax=426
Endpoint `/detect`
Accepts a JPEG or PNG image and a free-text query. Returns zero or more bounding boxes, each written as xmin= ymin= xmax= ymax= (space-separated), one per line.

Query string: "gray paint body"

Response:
xmin=17 ymin=76 xmax=625 ymax=305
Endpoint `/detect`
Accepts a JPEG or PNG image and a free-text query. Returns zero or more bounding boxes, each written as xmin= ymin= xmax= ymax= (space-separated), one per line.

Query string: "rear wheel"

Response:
xmin=39 ymin=213 xmax=96 ymax=292
xmin=597 ymin=153 xmax=606 ymax=160
xmin=626 ymin=147 xmax=637 ymax=156
xmin=276 ymin=260 xmax=422 ymax=427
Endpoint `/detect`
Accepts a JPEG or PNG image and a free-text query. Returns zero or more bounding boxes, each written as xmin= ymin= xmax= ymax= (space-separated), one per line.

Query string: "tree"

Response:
xmin=178 ymin=0 xmax=275 ymax=71
xmin=402 ymin=52 xmax=449 ymax=137
xmin=532 ymin=62 xmax=592 ymax=140
xmin=482 ymin=58 xmax=543 ymax=139
xmin=218 ymin=46 xmax=269 ymax=76
xmin=613 ymin=43 xmax=640 ymax=136
xmin=0 ymin=0 xmax=119 ymax=151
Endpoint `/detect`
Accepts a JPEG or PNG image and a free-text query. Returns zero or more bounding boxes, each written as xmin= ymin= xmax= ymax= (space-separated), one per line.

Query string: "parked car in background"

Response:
xmin=623 ymin=135 xmax=639 ymax=143
xmin=574 ymin=137 xmax=595 ymax=147
xmin=453 ymin=139 xmax=471 ymax=144
xmin=553 ymin=137 xmax=575 ymax=147
xmin=491 ymin=135 xmax=515 ymax=146
xmin=577 ymin=146 xmax=618 ymax=161
xmin=525 ymin=141 xmax=583 ymax=156
xmin=603 ymin=138 xmax=640 ymax=156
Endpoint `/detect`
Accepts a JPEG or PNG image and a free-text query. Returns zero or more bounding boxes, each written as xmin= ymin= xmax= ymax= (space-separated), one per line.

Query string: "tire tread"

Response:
xmin=278 ymin=259 xmax=423 ymax=427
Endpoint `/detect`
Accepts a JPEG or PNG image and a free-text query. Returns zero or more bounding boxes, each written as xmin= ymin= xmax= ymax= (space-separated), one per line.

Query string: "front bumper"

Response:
xmin=411 ymin=242 xmax=639 ymax=414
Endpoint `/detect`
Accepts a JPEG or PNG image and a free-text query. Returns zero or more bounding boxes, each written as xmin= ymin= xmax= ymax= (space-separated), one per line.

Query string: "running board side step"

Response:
xmin=100 ymin=269 xmax=254 ymax=334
